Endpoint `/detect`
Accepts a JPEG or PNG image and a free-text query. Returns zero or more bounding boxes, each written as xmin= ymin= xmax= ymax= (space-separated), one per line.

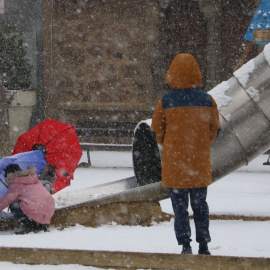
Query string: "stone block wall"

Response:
xmin=44 ymin=0 xmax=160 ymax=123
xmin=42 ymin=0 xmax=260 ymax=144
xmin=0 ymin=83 xmax=9 ymax=156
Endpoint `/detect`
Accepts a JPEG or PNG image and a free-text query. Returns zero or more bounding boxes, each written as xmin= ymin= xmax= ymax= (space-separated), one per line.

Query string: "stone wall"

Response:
xmin=44 ymin=1 xmax=160 ymax=123
xmin=0 ymin=83 xmax=9 ymax=156
xmin=43 ymin=0 xmax=260 ymax=144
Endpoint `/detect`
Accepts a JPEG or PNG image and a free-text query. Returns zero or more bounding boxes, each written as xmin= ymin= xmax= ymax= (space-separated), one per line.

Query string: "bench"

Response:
xmin=79 ymin=143 xmax=133 ymax=166
xmin=76 ymin=121 xmax=137 ymax=142
xmin=76 ymin=121 xmax=136 ymax=166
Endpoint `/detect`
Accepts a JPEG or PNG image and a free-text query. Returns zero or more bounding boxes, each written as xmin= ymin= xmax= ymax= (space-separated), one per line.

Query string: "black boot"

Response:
xmin=33 ymin=222 xmax=48 ymax=233
xmin=181 ymin=243 xmax=193 ymax=255
xmin=198 ymin=243 xmax=211 ymax=255
xmin=15 ymin=218 xmax=35 ymax=235
xmin=15 ymin=218 xmax=47 ymax=234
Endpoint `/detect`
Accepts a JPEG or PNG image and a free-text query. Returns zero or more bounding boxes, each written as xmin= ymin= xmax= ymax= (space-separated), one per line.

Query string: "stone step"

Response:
xmin=0 ymin=247 xmax=269 ymax=269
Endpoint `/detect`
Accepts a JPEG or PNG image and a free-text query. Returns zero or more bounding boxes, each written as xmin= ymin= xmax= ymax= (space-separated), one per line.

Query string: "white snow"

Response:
xmin=264 ymin=42 xmax=270 ymax=66
xmin=0 ymin=151 xmax=270 ymax=269
xmin=246 ymin=86 xmax=260 ymax=102
xmin=234 ymin=59 xmax=255 ymax=88
xmin=209 ymin=81 xmax=232 ymax=110
xmin=134 ymin=118 xmax=152 ymax=133
xmin=224 ymin=113 xmax=231 ymax=121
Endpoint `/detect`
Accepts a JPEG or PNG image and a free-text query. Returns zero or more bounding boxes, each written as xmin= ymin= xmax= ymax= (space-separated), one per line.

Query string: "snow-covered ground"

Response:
xmin=0 ymin=151 xmax=270 ymax=269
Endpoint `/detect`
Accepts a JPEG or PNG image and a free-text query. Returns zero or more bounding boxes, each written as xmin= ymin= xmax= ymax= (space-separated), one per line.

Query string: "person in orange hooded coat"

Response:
xmin=151 ymin=54 xmax=220 ymax=255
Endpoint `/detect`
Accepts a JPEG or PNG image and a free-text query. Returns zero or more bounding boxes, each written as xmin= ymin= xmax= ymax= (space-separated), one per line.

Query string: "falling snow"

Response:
xmin=0 ymin=152 xmax=270 ymax=270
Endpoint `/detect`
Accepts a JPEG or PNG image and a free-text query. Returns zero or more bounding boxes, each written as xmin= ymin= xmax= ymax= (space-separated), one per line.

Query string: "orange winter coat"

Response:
xmin=151 ymin=54 xmax=220 ymax=189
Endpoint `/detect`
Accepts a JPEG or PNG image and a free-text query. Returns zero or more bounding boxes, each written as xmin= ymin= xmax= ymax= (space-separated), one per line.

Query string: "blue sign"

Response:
xmin=244 ymin=0 xmax=270 ymax=45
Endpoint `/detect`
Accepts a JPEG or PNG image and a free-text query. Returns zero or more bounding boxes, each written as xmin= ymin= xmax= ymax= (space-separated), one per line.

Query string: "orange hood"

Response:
xmin=165 ymin=54 xmax=202 ymax=89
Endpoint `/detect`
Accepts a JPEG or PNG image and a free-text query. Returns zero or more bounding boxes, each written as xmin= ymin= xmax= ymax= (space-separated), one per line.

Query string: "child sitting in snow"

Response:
xmin=0 ymin=164 xmax=55 ymax=234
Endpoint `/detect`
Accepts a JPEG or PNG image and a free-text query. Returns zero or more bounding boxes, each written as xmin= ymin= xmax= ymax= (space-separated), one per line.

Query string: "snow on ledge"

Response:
xmin=209 ymin=81 xmax=232 ymax=111
xmin=246 ymin=87 xmax=260 ymax=102
xmin=264 ymin=42 xmax=270 ymax=67
xmin=233 ymin=59 xmax=255 ymax=88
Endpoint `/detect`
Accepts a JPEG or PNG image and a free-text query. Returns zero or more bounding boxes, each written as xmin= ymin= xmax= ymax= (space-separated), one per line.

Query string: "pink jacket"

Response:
xmin=0 ymin=167 xmax=55 ymax=224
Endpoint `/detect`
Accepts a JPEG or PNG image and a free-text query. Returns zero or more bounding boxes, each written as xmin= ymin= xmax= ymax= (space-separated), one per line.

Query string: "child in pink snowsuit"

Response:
xmin=0 ymin=164 xmax=55 ymax=234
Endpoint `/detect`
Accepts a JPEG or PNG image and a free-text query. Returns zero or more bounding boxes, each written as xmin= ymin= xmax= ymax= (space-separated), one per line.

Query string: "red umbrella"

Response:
xmin=12 ymin=119 xmax=82 ymax=193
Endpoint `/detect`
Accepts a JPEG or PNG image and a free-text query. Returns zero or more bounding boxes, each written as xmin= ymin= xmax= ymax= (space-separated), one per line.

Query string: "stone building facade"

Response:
xmin=42 ymin=0 xmax=260 ymax=144
xmin=2 ymin=0 xmax=262 ymax=145
xmin=0 ymin=83 xmax=9 ymax=156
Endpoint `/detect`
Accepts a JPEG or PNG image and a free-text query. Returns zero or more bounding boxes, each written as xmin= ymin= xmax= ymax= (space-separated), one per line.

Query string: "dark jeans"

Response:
xmin=169 ymin=187 xmax=211 ymax=245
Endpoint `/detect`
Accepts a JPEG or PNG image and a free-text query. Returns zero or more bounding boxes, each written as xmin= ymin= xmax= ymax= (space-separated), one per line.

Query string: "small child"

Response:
xmin=38 ymin=163 xmax=57 ymax=194
xmin=0 ymin=164 xmax=55 ymax=234
xmin=31 ymin=144 xmax=57 ymax=194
